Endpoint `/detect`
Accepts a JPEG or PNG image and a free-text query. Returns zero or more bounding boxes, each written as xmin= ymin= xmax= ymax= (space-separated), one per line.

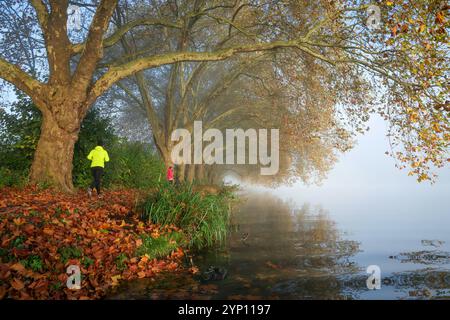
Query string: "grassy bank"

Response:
xmin=139 ymin=183 xmax=236 ymax=250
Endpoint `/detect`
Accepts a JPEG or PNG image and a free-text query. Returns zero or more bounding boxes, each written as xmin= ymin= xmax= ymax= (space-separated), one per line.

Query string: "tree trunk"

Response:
xmin=186 ymin=164 xmax=195 ymax=183
xmin=207 ymin=166 xmax=219 ymax=186
xmin=30 ymin=112 xmax=79 ymax=192
xmin=177 ymin=164 xmax=185 ymax=182
xmin=196 ymin=165 xmax=205 ymax=183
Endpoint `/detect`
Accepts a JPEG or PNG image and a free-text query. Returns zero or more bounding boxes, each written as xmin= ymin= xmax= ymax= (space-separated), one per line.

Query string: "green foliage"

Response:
xmin=1 ymin=94 xmax=164 ymax=190
xmin=21 ymin=255 xmax=44 ymax=272
xmin=115 ymin=253 xmax=129 ymax=271
xmin=72 ymin=107 xmax=116 ymax=187
xmin=0 ymin=167 xmax=28 ymax=188
xmin=82 ymin=256 xmax=94 ymax=269
xmin=0 ymin=94 xmax=39 ymax=187
xmin=0 ymin=94 xmax=41 ymax=172
xmin=11 ymin=236 xmax=26 ymax=249
xmin=140 ymin=183 xmax=233 ymax=250
xmin=105 ymin=140 xmax=164 ymax=189
xmin=57 ymin=246 xmax=83 ymax=264
xmin=49 ymin=281 xmax=63 ymax=292
xmin=136 ymin=231 xmax=183 ymax=259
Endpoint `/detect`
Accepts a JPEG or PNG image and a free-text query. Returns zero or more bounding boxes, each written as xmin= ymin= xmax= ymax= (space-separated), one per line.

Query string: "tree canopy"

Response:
xmin=0 ymin=0 xmax=448 ymax=189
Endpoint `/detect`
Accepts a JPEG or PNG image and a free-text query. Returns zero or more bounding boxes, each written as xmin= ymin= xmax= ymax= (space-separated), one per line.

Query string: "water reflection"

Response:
xmin=108 ymin=192 xmax=363 ymax=299
xmin=107 ymin=192 xmax=450 ymax=300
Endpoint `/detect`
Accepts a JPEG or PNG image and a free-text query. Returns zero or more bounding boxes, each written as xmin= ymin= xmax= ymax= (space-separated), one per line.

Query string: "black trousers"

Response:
xmin=90 ymin=166 xmax=104 ymax=194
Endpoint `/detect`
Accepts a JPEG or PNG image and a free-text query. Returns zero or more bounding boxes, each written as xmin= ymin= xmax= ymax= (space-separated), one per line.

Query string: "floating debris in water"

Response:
xmin=421 ymin=240 xmax=445 ymax=247
xmin=202 ymin=266 xmax=228 ymax=281
xmin=391 ymin=250 xmax=450 ymax=265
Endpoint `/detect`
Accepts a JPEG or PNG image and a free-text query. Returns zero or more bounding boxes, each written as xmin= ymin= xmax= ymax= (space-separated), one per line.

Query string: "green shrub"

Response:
xmin=1 ymin=94 xmax=165 ymax=190
xmin=136 ymin=231 xmax=183 ymax=259
xmin=140 ymin=183 xmax=233 ymax=250
xmin=105 ymin=140 xmax=164 ymax=189
xmin=0 ymin=167 xmax=28 ymax=188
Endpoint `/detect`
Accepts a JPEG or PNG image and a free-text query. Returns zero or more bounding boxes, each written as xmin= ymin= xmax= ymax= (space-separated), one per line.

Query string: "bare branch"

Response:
xmin=71 ymin=17 xmax=183 ymax=55
xmin=88 ymin=39 xmax=308 ymax=104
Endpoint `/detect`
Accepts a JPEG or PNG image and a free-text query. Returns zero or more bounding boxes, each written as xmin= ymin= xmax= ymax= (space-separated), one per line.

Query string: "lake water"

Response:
xmin=108 ymin=187 xmax=450 ymax=300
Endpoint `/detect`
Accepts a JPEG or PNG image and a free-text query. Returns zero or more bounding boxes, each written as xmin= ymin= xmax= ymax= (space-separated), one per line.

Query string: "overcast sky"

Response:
xmin=249 ymin=113 xmax=450 ymax=207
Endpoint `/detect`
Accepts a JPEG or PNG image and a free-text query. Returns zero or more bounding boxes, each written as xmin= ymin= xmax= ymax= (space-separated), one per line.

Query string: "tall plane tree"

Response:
xmin=0 ymin=0 xmax=448 ymax=191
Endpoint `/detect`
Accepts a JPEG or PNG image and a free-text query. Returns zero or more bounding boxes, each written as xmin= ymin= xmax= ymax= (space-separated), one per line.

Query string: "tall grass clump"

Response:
xmin=140 ymin=183 xmax=234 ymax=250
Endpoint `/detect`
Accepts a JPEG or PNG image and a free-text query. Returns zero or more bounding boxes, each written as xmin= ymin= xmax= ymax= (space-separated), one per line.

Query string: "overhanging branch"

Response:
xmin=71 ymin=17 xmax=183 ymax=55
xmin=0 ymin=57 xmax=46 ymax=109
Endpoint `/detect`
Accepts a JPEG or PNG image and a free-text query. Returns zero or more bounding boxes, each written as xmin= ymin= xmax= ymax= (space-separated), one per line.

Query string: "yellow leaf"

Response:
xmin=111 ymin=275 xmax=121 ymax=286
xmin=419 ymin=24 xmax=426 ymax=33
xmin=13 ymin=218 xmax=26 ymax=226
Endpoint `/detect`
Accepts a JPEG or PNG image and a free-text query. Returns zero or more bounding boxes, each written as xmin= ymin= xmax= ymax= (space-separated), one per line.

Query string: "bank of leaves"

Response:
xmin=0 ymin=187 xmax=184 ymax=300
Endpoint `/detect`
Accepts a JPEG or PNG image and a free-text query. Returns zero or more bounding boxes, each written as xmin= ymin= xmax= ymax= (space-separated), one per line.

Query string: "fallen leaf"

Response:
xmin=10 ymin=278 xmax=25 ymax=290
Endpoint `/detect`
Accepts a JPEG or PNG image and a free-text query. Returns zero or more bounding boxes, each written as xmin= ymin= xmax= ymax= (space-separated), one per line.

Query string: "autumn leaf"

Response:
xmin=43 ymin=227 xmax=54 ymax=236
xmin=10 ymin=278 xmax=25 ymax=290
xmin=13 ymin=217 xmax=26 ymax=226
xmin=23 ymin=224 xmax=35 ymax=235
xmin=189 ymin=266 xmax=199 ymax=274
xmin=435 ymin=11 xmax=445 ymax=24
xmin=111 ymin=275 xmax=121 ymax=286
xmin=0 ymin=286 xmax=6 ymax=299
xmin=418 ymin=24 xmax=426 ymax=33
xmin=10 ymin=262 xmax=26 ymax=274
xmin=265 ymin=261 xmax=282 ymax=269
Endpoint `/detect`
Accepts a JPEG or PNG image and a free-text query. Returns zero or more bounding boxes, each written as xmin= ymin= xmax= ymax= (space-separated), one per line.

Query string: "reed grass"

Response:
xmin=140 ymin=183 xmax=235 ymax=250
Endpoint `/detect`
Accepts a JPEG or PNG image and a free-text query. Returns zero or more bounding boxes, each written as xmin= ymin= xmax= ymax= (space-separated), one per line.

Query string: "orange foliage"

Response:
xmin=0 ymin=187 xmax=185 ymax=300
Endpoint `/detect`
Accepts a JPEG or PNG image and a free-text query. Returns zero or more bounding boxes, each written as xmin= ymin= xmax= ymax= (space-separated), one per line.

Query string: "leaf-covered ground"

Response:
xmin=0 ymin=187 xmax=186 ymax=300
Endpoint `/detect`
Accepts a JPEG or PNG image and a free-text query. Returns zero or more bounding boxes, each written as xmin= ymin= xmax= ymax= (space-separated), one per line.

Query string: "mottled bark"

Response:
xmin=177 ymin=164 xmax=185 ymax=183
xmin=30 ymin=110 xmax=80 ymax=192
xmin=186 ymin=164 xmax=195 ymax=183
xmin=196 ymin=165 xmax=206 ymax=182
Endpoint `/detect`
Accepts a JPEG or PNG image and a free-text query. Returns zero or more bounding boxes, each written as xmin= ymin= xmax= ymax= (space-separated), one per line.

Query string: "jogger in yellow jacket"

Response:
xmin=87 ymin=140 xmax=109 ymax=197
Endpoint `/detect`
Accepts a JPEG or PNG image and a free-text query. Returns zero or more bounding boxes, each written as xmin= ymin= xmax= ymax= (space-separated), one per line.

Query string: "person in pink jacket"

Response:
xmin=167 ymin=166 xmax=174 ymax=184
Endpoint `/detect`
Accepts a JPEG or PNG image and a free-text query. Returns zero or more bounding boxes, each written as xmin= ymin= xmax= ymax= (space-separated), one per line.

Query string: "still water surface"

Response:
xmin=108 ymin=187 xmax=450 ymax=300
